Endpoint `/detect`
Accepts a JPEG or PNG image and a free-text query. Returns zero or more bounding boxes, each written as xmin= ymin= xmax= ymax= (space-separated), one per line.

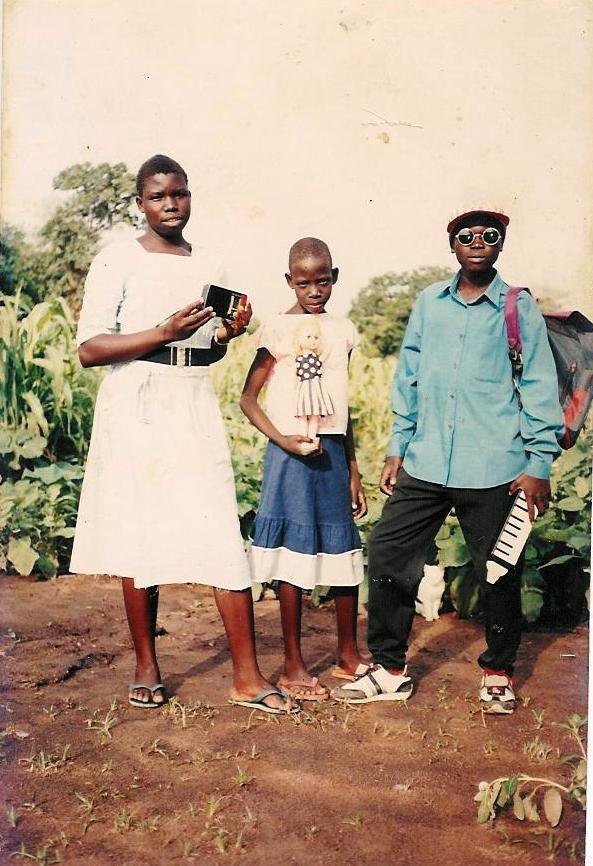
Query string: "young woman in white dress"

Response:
xmin=70 ymin=154 xmax=294 ymax=714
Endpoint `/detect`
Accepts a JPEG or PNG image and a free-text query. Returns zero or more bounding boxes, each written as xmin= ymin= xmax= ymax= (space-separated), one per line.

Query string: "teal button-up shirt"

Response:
xmin=388 ymin=271 xmax=564 ymax=488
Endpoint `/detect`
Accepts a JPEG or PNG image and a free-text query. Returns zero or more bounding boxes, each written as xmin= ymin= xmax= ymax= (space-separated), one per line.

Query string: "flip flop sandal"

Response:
xmin=228 ymin=687 xmax=300 ymax=715
xmin=277 ymin=676 xmax=330 ymax=702
xmin=330 ymin=666 xmax=413 ymax=704
xmin=128 ymin=683 xmax=168 ymax=709
xmin=330 ymin=663 xmax=371 ymax=682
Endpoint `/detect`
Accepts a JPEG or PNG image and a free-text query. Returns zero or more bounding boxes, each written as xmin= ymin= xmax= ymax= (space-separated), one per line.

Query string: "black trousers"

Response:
xmin=367 ymin=469 xmax=523 ymax=675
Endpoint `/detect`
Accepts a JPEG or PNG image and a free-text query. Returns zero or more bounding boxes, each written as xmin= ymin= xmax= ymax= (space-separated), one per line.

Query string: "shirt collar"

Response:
xmin=437 ymin=270 xmax=505 ymax=309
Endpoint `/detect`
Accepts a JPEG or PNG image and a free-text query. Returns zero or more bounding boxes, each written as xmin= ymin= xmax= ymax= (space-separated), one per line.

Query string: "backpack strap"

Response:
xmin=504 ymin=286 xmax=531 ymax=378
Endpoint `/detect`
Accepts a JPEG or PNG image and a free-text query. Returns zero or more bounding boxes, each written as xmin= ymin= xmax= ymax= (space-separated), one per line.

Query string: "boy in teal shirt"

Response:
xmin=333 ymin=209 xmax=563 ymax=713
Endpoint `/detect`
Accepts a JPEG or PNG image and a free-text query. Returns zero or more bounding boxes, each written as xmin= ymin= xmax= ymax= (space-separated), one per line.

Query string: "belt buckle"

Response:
xmin=176 ymin=347 xmax=187 ymax=367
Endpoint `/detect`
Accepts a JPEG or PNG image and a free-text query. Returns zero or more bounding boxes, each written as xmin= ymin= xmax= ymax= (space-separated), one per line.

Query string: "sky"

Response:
xmin=2 ymin=0 xmax=593 ymax=316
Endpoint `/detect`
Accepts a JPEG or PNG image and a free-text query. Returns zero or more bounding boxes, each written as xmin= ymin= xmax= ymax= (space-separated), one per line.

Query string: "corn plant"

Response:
xmin=0 ymin=293 xmax=98 ymax=474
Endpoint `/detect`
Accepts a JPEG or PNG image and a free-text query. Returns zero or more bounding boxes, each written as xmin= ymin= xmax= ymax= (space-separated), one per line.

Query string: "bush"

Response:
xmin=0 ymin=294 xmax=98 ymax=475
xmin=0 ymin=296 xmax=98 ymax=577
xmin=0 ymin=463 xmax=83 ymax=578
xmin=2 ymin=295 xmax=589 ymax=633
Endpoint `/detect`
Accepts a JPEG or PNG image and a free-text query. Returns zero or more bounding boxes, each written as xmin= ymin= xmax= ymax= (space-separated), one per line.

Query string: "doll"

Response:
xmin=293 ymin=318 xmax=334 ymax=443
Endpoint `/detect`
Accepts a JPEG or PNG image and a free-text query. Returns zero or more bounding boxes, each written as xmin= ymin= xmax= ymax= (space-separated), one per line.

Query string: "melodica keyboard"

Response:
xmin=486 ymin=489 xmax=536 ymax=584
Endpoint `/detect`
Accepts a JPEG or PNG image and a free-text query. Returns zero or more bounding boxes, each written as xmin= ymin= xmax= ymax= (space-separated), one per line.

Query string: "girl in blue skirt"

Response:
xmin=240 ymin=237 xmax=368 ymax=700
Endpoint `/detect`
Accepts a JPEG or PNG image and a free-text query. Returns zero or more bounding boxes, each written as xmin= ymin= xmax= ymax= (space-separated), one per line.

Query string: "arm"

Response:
xmin=345 ymin=413 xmax=367 ymax=519
xmin=509 ymin=294 xmax=564 ymax=520
xmin=240 ymin=348 xmax=320 ymax=457
xmin=379 ymin=298 xmax=423 ymax=494
xmin=78 ymin=299 xmax=215 ymax=367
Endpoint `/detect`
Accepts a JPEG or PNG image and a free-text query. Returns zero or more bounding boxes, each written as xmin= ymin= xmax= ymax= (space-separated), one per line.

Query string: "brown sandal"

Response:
xmin=277 ymin=676 xmax=330 ymax=702
xmin=330 ymin=663 xmax=371 ymax=682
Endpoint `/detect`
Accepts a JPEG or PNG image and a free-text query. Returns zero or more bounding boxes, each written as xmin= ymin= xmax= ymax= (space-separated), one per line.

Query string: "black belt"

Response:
xmin=137 ymin=345 xmax=226 ymax=367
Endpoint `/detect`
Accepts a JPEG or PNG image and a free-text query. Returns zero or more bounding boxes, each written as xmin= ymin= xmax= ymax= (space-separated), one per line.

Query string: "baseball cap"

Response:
xmin=446 ymin=209 xmax=510 ymax=235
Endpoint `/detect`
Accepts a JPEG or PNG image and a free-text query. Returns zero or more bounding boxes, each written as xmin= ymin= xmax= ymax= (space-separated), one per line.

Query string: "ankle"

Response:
xmin=337 ymin=649 xmax=364 ymax=665
xmin=283 ymin=660 xmax=308 ymax=678
xmin=135 ymin=658 xmax=159 ymax=674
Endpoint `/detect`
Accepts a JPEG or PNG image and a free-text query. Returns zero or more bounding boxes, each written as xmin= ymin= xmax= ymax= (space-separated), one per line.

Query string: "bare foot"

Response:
xmin=277 ymin=673 xmax=330 ymax=701
xmin=331 ymin=656 xmax=371 ymax=681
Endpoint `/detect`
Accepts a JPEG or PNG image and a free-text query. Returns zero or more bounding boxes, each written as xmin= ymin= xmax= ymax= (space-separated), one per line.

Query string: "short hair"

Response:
xmin=288 ymin=237 xmax=333 ymax=272
xmin=449 ymin=212 xmax=507 ymax=248
xmin=136 ymin=155 xmax=188 ymax=196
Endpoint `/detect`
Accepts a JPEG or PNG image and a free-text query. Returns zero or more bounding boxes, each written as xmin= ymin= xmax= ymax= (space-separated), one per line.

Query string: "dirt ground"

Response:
xmin=0 ymin=574 xmax=587 ymax=866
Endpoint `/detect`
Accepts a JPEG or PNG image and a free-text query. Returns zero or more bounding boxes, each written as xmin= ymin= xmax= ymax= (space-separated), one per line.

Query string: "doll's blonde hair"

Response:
xmin=293 ymin=317 xmax=324 ymax=356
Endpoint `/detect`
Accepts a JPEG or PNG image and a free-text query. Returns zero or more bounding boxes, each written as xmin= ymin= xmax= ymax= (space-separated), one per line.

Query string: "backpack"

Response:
xmin=504 ymin=286 xmax=593 ymax=449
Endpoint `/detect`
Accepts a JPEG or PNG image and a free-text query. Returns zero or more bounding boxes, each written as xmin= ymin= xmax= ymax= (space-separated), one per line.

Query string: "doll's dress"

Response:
xmin=295 ymin=352 xmax=335 ymax=418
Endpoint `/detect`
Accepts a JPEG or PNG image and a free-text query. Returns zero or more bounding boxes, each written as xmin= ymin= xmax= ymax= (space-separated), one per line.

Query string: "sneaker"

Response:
xmin=330 ymin=664 xmax=413 ymax=703
xmin=479 ymin=670 xmax=516 ymax=714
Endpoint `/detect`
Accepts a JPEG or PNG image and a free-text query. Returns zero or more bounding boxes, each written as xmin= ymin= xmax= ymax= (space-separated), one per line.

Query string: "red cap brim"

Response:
xmin=447 ymin=210 xmax=510 ymax=234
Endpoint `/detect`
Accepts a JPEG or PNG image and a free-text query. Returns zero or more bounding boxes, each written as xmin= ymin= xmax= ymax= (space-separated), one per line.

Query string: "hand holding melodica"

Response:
xmin=161 ymin=298 xmax=215 ymax=342
xmin=216 ymin=302 xmax=253 ymax=344
xmin=509 ymin=473 xmax=552 ymax=523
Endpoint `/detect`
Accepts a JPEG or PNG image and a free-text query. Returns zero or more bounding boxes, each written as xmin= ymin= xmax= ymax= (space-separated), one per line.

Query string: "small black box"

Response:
xmin=201 ymin=284 xmax=247 ymax=320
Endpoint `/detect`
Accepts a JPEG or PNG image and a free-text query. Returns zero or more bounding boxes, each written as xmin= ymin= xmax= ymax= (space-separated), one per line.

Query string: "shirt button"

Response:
xmin=449 ymin=394 xmax=454 ymax=399
xmin=447 ymin=423 xmax=453 ymax=429
xmin=459 ymin=334 xmax=463 ymax=340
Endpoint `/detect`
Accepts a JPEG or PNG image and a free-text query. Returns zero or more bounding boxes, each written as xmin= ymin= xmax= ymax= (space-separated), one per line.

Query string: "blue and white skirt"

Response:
xmin=248 ymin=436 xmax=364 ymax=589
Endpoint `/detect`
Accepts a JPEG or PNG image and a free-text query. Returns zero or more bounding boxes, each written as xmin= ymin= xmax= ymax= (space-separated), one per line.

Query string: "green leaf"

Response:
xmin=53 ymin=528 xmax=76 ymax=538
xmin=574 ymin=760 xmax=587 ymax=783
xmin=523 ymin=796 xmax=540 ymax=822
xmin=7 ymin=536 xmax=38 ymax=576
xmin=490 ymin=780 xmax=502 ymax=806
xmin=543 ymin=788 xmax=562 ymax=827
xmin=555 ymin=448 xmax=587 ymax=474
xmin=21 ymin=391 xmax=49 ymax=437
xmin=18 ymin=435 xmax=47 ymax=460
xmin=513 ymin=794 xmax=525 ymax=821
xmin=36 ymin=553 xmax=58 ymax=579
xmin=496 ymin=782 xmax=510 ymax=809
xmin=435 ymin=536 xmax=471 ymax=567
xmin=521 ymin=587 xmax=545 ymax=623
xmin=574 ymin=476 xmax=591 ymax=499
xmin=522 ymin=565 xmax=546 ymax=590
xmin=557 ymin=496 xmax=585 ymax=512
xmin=22 ymin=461 xmax=84 ymax=484
xmin=0 ymin=429 xmax=13 ymax=453
xmin=477 ymin=794 xmax=491 ymax=824
xmin=567 ymin=533 xmax=592 ymax=553
xmin=539 ymin=554 xmax=579 ymax=569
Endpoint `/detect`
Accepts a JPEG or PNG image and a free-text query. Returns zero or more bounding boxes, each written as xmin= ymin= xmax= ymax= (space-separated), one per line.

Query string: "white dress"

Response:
xmin=70 ymin=238 xmax=251 ymax=590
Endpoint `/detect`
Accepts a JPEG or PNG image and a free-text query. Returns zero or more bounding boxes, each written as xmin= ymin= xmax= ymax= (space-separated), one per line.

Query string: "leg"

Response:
xmin=278 ymin=581 xmax=305 ymax=674
xmin=367 ymin=470 xmax=451 ymax=671
xmin=212 ymin=587 xmax=288 ymax=711
xmin=276 ymin=581 xmax=329 ymax=699
xmin=121 ymin=578 xmax=165 ymax=705
xmin=453 ymin=485 xmax=523 ymax=675
xmin=333 ymin=586 xmax=367 ymax=674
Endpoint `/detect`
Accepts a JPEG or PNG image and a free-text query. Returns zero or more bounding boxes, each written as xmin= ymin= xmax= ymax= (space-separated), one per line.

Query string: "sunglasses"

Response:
xmin=454 ymin=227 xmax=502 ymax=246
